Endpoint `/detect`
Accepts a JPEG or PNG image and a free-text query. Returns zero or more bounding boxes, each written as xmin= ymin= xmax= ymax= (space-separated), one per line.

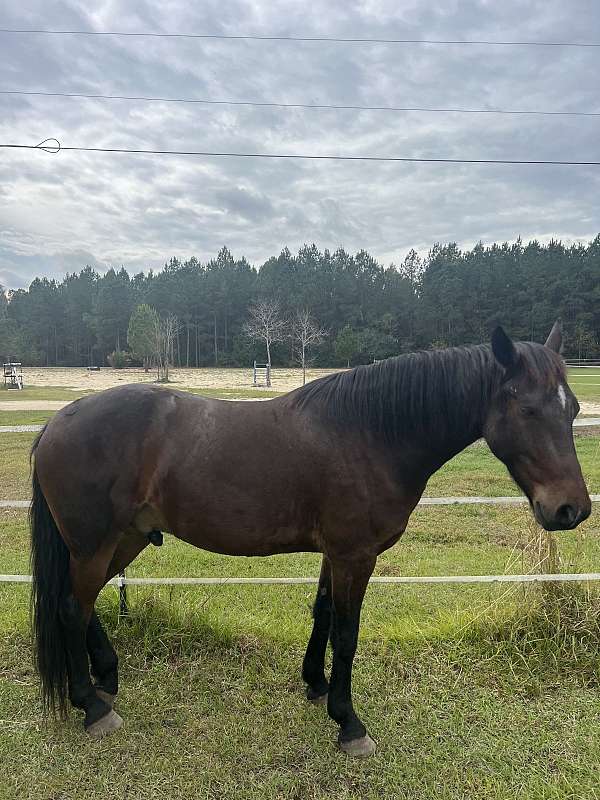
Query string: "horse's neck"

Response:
xmin=402 ymin=355 xmax=497 ymax=476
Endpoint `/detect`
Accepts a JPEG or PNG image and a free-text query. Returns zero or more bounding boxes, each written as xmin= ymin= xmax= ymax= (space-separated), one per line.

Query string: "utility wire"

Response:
xmin=1 ymin=140 xmax=599 ymax=165
xmin=2 ymin=89 xmax=599 ymax=118
xmin=0 ymin=27 xmax=599 ymax=47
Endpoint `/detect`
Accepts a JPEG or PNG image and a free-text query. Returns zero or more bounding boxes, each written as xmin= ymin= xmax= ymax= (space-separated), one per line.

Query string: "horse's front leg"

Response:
xmin=327 ymin=554 xmax=377 ymax=757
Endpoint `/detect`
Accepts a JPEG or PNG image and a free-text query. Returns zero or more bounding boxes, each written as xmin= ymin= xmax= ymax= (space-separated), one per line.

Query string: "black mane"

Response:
xmin=289 ymin=342 xmax=565 ymax=443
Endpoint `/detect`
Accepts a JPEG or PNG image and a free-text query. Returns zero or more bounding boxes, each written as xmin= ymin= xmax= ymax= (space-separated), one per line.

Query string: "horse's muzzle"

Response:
xmin=533 ymin=499 xmax=591 ymax=531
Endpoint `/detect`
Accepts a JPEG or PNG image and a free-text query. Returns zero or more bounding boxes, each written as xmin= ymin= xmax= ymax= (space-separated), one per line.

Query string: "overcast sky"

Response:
xmin=0 ymin=0 xmax=599 ymax=289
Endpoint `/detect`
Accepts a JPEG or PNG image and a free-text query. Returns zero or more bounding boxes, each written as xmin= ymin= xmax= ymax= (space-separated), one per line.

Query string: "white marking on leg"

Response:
xmin=558 ymin=384 xmax=567 ymax=410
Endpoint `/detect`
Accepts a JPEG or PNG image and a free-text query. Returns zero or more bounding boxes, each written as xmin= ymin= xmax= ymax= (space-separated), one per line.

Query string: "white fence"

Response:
xmin=3 ymin=572 xmax=600 ymax=586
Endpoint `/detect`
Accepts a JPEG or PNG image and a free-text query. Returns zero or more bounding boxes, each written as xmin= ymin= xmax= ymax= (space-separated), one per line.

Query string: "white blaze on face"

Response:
xmin=557 ymin=384 xmax=567 ymax=411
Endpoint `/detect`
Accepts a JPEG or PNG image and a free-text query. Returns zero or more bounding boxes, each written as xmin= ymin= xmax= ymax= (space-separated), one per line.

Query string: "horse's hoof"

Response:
xmin=86 ymin=709 xmax=123 ymax=739
xmin=306 ymin=689 xmax=328 ymax=706
xmin=339 ymin=734 xmax=376 ymax=757
xmin=95 ymin=689 xmax=116 ymax=709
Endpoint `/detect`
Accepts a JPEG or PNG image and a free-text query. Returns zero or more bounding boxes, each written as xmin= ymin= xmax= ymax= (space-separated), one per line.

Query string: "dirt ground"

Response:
xmin=18 ymin=366 xmax=342 ymax=393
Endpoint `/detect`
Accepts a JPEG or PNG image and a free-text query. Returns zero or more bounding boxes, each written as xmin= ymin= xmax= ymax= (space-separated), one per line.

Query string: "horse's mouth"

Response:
xmin=533 ymin=500 xmax=589 ymax=531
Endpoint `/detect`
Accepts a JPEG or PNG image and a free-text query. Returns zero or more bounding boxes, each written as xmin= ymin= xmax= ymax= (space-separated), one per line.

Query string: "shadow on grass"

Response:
xmin=100 ymin=593 xmax=286 ymax=669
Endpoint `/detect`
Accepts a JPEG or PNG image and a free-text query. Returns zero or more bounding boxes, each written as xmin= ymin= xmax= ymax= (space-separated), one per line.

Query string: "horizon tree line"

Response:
xmin=1 ymin=236 xmax=599 ymax=369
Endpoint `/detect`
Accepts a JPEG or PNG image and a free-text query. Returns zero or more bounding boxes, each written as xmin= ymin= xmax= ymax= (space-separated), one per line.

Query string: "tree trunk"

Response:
xmin=266 ymin=338 xmax=271 ymax=367
xmin=213 ymin=312 xmax=218 ymax=365
xmin=302 ymin=343 xmax=306 ymax=385
xmin=186 ymin=324 xmax=190 ymax=367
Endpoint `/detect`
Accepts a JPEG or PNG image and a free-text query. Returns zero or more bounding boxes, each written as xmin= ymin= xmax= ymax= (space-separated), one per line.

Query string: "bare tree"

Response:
xmin=243 ymin=300 xmax=287 ymax=368
xmin=293 ymin=308 xmax=327 ymax=385
xmin=154 ymin=314 xmax=180 ymax=382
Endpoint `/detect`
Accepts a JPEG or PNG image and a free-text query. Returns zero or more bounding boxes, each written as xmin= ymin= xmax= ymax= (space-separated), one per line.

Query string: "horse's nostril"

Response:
xmin=556 ymin=504 xmax=577 ymax=527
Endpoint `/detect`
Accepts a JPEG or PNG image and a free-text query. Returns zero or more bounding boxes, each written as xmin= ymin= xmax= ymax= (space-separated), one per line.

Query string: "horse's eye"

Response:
xmin=520 ymin=406 xmax=537 ymax=417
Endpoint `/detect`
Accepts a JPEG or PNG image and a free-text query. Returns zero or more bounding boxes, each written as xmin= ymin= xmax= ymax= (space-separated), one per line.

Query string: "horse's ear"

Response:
xmin=545 ymin=319 xmax=563 ymax=353
xmin=491 ymin=326 xmax=518 ymax=369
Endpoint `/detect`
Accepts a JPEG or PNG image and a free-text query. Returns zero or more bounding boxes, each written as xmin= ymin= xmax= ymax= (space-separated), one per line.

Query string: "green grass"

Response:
xmin=0 ymin=384 xmax=281 ymax=404
xmin=0 ymin=385 xmax=90 ymax=401
xmin=3 ymin=571 xmax=600 ymax=797
xmin=0 ymin=434 xmax=34 ymax=498
xmin=566 ymin=368 xmax=600 ymax=403
xmin=0 ymin=411 xmax=54 ymax=427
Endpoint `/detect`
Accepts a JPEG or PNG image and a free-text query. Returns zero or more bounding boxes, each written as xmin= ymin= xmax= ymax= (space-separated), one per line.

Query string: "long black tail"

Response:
xmin=30 ymin=434 xmax=70 ymax=717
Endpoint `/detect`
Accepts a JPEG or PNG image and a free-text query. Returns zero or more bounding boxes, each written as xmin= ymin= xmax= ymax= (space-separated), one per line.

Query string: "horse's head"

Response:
xmin=483 ymin=322 xmax=591 ymax=531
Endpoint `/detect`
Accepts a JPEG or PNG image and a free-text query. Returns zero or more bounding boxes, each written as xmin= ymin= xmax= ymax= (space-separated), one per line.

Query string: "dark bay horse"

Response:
xmin=30 ymin=323 xmax=590 ymax=756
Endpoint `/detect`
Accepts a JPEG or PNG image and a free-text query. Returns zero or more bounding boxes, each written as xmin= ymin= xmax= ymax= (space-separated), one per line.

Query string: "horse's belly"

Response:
xmin=171 ymin=521 xmax=319 ymax=557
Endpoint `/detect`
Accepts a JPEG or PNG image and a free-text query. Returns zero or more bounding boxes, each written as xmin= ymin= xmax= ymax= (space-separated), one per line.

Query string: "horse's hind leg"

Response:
xmin=302 ymin=556 xmax=332 ymax=704
xmin=85 ymin=530 xmax=149 ymax=710
xmin=87 ymin=612 xmax=118 ymax=708
xmin=61 ymin=550 xmax=123 ymax=738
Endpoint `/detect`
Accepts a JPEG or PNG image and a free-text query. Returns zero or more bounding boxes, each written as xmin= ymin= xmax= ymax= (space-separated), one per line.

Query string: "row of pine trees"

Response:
xmin=1 ymin=236 xmax=599 ymax=368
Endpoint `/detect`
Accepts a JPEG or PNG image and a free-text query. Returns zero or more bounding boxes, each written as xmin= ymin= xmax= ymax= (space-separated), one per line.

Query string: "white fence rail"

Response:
xmin=3 ymin=572 xmax=600 ymax=586
xmin=3 ymin=494 xmax=600 ymax=510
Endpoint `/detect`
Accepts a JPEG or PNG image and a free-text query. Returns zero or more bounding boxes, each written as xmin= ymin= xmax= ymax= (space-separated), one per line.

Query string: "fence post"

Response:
xmin=118 ymin=570 xmax=128 ymax=616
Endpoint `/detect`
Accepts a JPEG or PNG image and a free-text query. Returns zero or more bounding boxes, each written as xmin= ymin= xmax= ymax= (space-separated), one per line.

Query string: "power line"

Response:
xmin=0 ymin=27 xmax=599 ymax=47
xmin=2 ymin=89 xmax=599 ymax=118
xmin=1 ymin=140 xmax=599 ymax=165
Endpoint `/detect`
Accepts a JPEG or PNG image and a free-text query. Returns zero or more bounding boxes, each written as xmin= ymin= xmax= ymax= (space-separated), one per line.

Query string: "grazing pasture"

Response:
xmin=1 ymin=371 xmax=600 ymax=798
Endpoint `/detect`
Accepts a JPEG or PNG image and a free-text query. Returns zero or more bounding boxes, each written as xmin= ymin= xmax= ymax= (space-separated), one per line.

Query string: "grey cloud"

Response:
xmin=0 ymin=0 xmax=598 ymax=288
xmin=0 ymin=246 xmax=110 ymax=288
xmin=214 ymin=186 xmax=275 ymax=222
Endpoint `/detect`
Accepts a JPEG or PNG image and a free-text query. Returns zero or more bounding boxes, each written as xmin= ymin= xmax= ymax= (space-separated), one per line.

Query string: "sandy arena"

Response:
xmin=15 ymin=366 xmax=343 ymax=393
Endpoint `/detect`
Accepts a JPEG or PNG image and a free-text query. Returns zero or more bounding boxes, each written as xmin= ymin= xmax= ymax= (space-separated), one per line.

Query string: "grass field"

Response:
xmin=565 ymin=367 xmax=600 ymax=403
xmin=0 ymin=385 xmax=90 ymax=401
xmin=2 ymin=381 xmax=600 ymax=798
